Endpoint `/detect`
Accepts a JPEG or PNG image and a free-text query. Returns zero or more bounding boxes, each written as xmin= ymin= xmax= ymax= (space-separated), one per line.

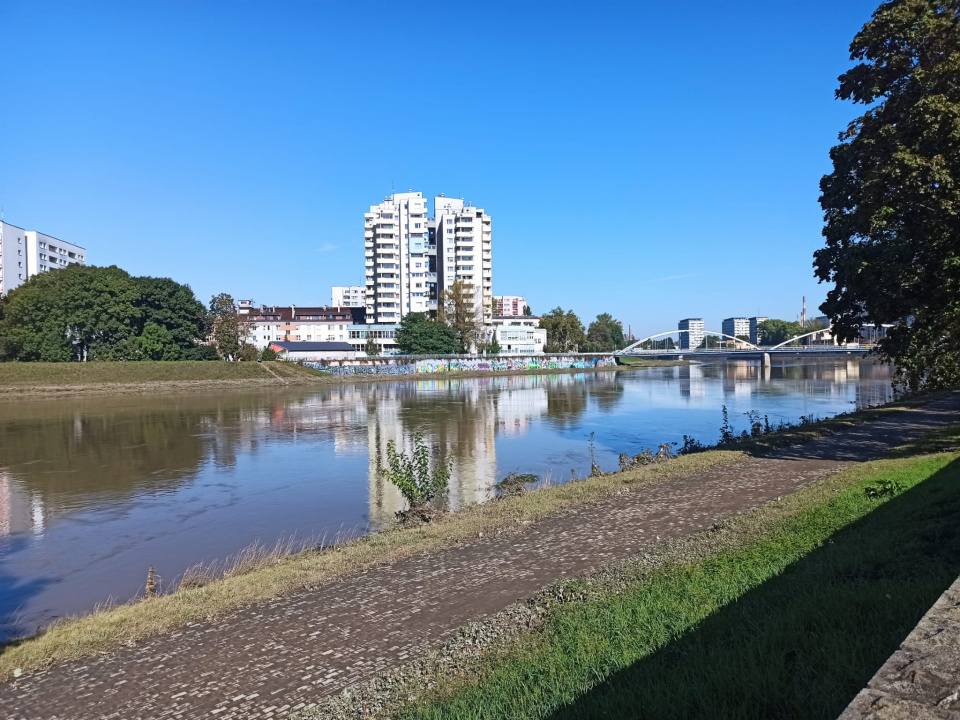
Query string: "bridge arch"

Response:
xmin=619 ymin=330 xmax=760 ymax=355
xmin=769 ymin=328 xmax=830 ymax=350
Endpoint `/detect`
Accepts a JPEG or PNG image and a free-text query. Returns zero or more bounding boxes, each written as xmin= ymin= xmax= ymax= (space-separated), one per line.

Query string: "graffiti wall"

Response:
xmin=302 ymin=355 xmax=617 ymax=376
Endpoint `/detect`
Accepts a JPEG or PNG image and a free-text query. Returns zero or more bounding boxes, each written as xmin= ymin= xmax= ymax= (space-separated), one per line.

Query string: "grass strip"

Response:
xmin=0 ymin=360 xmax=326 ymax=386
xmin=396 ymin=430 xmax=960 ymax=720
xmin=0 ymin=450 xmax=741 ymax=680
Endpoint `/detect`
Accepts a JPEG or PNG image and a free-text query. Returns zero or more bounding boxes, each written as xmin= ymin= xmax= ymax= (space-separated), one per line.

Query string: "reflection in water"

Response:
xmin=0 ymin=358 xmax=892 ymax=638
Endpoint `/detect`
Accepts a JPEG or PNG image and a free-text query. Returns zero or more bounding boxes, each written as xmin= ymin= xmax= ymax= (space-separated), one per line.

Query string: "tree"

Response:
xmin=539 ymin=307 xmax=586 ymax=353
xmin=136 ymin=322 xmax=182 ymax=360
xmin=523 ymin=305 xmax=532 ymax=316
xmin=209 ymin=293 xmax=241 ymax=360
xmin=486 ymin=338 xmax=502 ymax=355
xmin=183 ymin=344 xmax=220 ymax=361
xmin=814 ymin=0 xmax=960 ymax=391
xmin=260 ymin=346 xmax=278 ymax=361
xmin=237 ymin=342 xmax=259 ymax=362
xmin=756 ymin=319 xmax=826 ymax=346
xmin=132 ymin=276 xmax=208 ymax=352
xmin=586 ymin=313 xmax=626 ymax=352
xmin=396 ymin=312 xmax=460 ymax=354
xmin=0 ymin=264 xmax=141 ymax=361
xmin=365 ymin=335 xmax=381 ymax=356
xmin=440 ymin=280 xmax=483 ymax=352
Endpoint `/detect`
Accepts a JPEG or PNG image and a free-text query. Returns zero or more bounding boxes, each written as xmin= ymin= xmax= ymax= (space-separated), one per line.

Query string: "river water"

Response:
xmin=0 ymin=357 xmax=892 ymax=639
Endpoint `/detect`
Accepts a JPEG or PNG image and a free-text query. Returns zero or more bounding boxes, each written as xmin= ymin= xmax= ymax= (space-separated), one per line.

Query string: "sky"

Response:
xmin=0 ymin=0 xmax=881 ymax=338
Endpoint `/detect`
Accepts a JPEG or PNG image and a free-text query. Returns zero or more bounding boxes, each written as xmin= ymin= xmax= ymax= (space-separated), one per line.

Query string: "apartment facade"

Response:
xmin=242 ymin=305 xmax=357 ymax=349
xmin=332 ymin=286 xmax=365 ymax=308
xmin=364 ymin=192 xmax=432 ymax=324
xmin=721 ymin=317 xmax=750 ymax=341
xmin=430 ymin=195 xmax=493 ymax=325
xmin=0 ymin=221 xmax=87 ymax=295
xmin=678 ymin=318 xmax=705 ymax=350
xmin=492 ymin=316 xmax=546 ymax=355
xmin=749 ymin=316 xmax=768 ymax=346
xmin=495 ymin=295 xmax=526 ymax=317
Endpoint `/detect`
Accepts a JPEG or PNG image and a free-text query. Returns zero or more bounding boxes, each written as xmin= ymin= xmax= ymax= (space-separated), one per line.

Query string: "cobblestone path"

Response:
xmin=4 ymin=397 xmax=960 ymax=719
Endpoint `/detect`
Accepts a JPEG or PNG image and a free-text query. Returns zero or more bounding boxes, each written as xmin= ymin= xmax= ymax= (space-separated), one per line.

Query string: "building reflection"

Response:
xmin=0 ymin=361 xmax=893 ymax=540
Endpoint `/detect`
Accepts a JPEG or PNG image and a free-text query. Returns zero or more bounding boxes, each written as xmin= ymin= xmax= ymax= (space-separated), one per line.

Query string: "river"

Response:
xmin=0 ymin=357 xmax=892 ymax=640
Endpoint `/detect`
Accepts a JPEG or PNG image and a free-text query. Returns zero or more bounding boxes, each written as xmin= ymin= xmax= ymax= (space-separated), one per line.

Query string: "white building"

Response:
xmin=749 ymin=316 xmax=768 ymax=346
xmin=347 ymin=324 xmax=400 ymax=355
xmin=495 ymin=295 xmax=526 ymax=316
xmin=492 ymin=316 xmax=546 ymax=355
xmin=0 ymin=221 xmax=87 ymax=295
xmin=332 ymin=286 xmax=365 ymax=308
xmin=243 ymin=305 xmax=358 ymax=349
xmin=678 ymin=318 xmax=705 ymax=350
xmin=364 ymin=191 xmax=431 ymax=324
xmin=721 ymin=317 xmax=750 ymax=341
xmin=430 ymin=195 xmax=493 ymax=325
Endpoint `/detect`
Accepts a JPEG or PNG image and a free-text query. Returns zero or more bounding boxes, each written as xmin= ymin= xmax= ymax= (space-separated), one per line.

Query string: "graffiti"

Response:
xmin=303 ymin=355 xmax=617 ymax=377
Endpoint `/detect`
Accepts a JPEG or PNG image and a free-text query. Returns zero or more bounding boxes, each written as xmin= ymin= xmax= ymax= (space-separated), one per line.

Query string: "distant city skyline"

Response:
xmin=0 ymin=1 xmax=881 ymax=337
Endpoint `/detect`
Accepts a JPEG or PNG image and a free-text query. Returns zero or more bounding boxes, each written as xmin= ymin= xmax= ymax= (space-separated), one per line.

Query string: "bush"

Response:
xmin=182 ymin=344 xmax=220 ymax=361
xmin=382 ymin=434 xmax=451 ymax=512
xmin=260 ymin=346 xmax=277 ymax=361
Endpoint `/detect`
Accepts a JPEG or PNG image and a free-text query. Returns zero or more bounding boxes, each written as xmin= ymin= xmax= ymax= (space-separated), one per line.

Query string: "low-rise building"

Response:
xmin=494 ymin=295 xmax=526 ymax=317
xmin=243 ymin=305 xmax=358 ymax=349
xmin=0 ymin=221 xmax=87 ymax=295
xmin=269 ymin=341 xmax=357 ymax=361
xmin=492 ymin=316 xmax=546 ymax=355
xmin=347 ymin=324 xmax=400 ymax=355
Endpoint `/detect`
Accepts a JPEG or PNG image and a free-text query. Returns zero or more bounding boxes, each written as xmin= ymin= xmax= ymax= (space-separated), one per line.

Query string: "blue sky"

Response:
xmin=0 ymin=0 xmax=879 ymax=337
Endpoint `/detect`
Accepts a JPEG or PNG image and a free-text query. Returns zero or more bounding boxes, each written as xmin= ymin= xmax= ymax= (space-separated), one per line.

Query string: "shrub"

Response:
xmin=260 ymin=346 xmax=277 ymax=361
xmin=182 ymin=344 xmax=220 ymax=361
xmin=383 ymin=434 xmax=452 ymax=512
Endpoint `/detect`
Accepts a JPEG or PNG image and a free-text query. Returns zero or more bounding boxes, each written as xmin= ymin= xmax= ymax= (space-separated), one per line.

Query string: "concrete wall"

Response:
xmin=301 ymin=354 xmax=617 ymax=376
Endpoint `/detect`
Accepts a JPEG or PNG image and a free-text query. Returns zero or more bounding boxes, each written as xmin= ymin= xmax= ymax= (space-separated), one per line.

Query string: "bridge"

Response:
xmin=616 ymin=328 xmax=867 ymax=359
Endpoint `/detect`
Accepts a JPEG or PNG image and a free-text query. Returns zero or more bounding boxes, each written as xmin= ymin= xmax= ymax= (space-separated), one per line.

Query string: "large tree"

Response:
xmin=0 ymin=265 xmax=141 ymax=361
xmin=585 ymin=313 xmax=626 ymax=352
xmin=133 ymin=276 xmax=209 ymax=351
xmin=440 ymin=280 xmax=482 ymax=353
xmin=539 ymin=307 xmax=586 ymax=353
xmin=396 ymin=312 xmax=460 ymax=354
xmin=814 ymin=0 xmax=960 ymax=391
xmin=209 ymin=293 xmax=242 ymax=361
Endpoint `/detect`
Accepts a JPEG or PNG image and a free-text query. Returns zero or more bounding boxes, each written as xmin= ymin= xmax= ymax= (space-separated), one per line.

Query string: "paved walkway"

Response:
xmin=4 ymin=396 xmax=960 ymax=719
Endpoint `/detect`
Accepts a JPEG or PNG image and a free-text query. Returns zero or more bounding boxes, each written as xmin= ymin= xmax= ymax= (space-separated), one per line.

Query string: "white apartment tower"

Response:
xmin=364 ymin=192 xmax=431 ymax=324
xmin=678 ymin=318 xmax=705 ymax=350
xmin=430 ymin=195 xmax=493 ymax=324
xmin=332 ymin=286 xmax=365 ymax=308
xmin=0 ymin=221 xmax=87 ymax=295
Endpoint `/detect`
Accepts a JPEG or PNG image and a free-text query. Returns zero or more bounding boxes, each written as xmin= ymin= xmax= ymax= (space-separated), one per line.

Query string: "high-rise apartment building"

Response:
xmin=0 ymin=221 xmax=87 ymax=295
xmin=678 ymin=318 xmax=705 ymax=350
xmin=430 ymin=195 xmax=493 ymax=325
xmin=495 ymin=295 xmax=526 ymax=316
xmin=749 ymin=316 xmax=768 ymax=346
xmin=722 ymin=317 xmax=750 ymax=341
xmin=364 ymin=192 xmax=431 ymax=324
xmin=332 ymin=286 xmax=365 ymax=308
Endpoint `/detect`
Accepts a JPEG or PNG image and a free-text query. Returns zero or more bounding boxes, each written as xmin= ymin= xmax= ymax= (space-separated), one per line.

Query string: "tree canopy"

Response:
xmin=584 ymin=313 xmax=626 ymax=352
xmin=0 ymin=265 xmax=214 ymax=362
xmin=439 ymin=280 xmax=482 ymax=353
xmin=539 ymin=308 xmax=586 ymax=353
xmin=396 ymin=312 xmax=460 ymax=354
xmin=814 ymin=0 xmax=960 ymax=391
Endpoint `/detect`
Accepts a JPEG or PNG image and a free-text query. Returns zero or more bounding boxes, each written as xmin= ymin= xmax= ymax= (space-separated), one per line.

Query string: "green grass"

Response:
xmin=0 ymin=361 xmax=326 ymax=386
xmin=398 ymin=428 xmax=960 ymax=720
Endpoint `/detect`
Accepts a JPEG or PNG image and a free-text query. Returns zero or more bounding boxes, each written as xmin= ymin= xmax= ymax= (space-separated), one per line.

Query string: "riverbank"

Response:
xmin=0 ymin=393 xmax=953 ymax=686
xmin=353 ymin=426 xmax=960 ymax=720
xmin=0 ymin=359 xmax=685 ymax=397
xmin=4 ymin=394 xmax=959 ymax=719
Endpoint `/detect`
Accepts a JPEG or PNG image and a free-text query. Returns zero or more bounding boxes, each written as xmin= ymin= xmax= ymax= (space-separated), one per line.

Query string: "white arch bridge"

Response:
xmin=616 ymin=328 xmax=848 ymax=356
